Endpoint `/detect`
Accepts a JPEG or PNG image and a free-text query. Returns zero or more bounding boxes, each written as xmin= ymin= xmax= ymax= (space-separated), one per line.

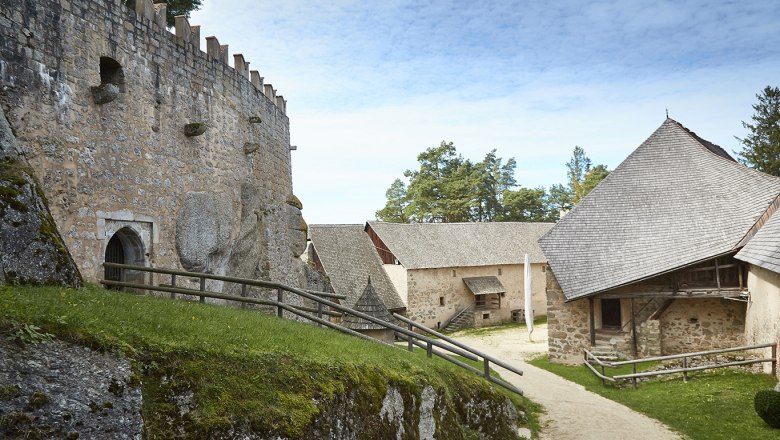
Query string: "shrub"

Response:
xmin=754 ymin=389 xmax=780 ymax=428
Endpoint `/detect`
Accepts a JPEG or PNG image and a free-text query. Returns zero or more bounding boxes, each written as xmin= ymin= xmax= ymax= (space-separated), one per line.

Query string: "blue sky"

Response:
xmin=190 ymin=1 xmax=780 ymax=224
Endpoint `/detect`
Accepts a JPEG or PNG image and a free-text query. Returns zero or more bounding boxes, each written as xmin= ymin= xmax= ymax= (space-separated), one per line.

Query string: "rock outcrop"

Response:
xmin=0 ymin=107 xmax=81 ymax=287
xmin=0 ymin=339 xmax=142 ymax=439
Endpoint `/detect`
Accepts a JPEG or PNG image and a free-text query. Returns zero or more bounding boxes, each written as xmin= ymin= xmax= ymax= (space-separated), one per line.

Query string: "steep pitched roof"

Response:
xmin=309 ymin=224 xmax=405 ymax=310
xmin=539 ymin=118 xmax=780 ymax=301
xmin=343 ymin=279 xmax=395 ymax=330
xmin=736 ymin=208 xmax=780 ymax=274
xmin=366 ymin=221 xmax=553 ymax=270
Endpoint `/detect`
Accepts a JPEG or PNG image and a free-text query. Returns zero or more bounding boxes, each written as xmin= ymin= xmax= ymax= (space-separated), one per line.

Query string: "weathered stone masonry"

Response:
xmin=0 ymin=0 xmax=308 ymax=291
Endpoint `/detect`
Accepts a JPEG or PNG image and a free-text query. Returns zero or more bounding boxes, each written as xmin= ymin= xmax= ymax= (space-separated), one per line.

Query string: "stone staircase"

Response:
xmin=591 ymin=329 xmax=632 ymax=360
xmin=441 ymin=306 xmax=475 ymax=333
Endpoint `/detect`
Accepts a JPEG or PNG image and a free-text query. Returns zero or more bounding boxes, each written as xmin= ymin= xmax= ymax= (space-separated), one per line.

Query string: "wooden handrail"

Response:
xmin=100 ymin=263 xmax=524 ymax=395
xmin=584 ymin=342 xmax=778 ymax=386
xmin=394 ymin=313 xmax=524 ymax=378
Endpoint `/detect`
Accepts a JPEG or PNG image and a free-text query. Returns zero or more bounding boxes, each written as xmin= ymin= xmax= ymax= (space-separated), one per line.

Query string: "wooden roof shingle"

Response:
xmin=736 ymin=209 xmax=780 ymax=274
xmin=462 ymin=276 xmax=506 ymax=295
xmin=309 ymin=224 xmax=406 ymax=310
xmin=343 ymin=279 xmax=395 ymax=330
xmin=538 ymin=118 xmax=780 ymax=301
xmin=366 ymin=221 xmax=553 ymax=270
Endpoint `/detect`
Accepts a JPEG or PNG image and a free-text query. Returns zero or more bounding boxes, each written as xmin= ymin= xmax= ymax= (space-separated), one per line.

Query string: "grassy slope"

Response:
xmin=529 ymin=355 xmax=778 ymax=440
xmin=1 ymin=284 xmax=539 ymax=438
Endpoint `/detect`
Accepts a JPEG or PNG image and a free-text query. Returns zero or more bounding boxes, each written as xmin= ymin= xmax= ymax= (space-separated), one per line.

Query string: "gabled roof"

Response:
xmin=309 ymin=224 xmax=405 ymax=310
xmin=539 ymin=118 xmax=780 ymax=301
xmin=463 ymin=276 xmax=506 ymax=295
xmin=366 ymin=221 xmax=553 ymax=270
xmin=343 ymin=279 xmax=395 ymax=330
xmin=736 ymin=207 xmax=780 ymax=274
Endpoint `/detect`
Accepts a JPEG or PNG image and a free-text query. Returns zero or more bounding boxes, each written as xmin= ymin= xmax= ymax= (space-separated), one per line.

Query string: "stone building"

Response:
xmin=539 ymin=118 xmax=780 ymax=368
xmin=0 ymin=0 xmax=309 ymax=295
xmin=310 ymin=221 xmax=551 ymax=331
xmin=735 ymin=210 xmax=780 ymax=378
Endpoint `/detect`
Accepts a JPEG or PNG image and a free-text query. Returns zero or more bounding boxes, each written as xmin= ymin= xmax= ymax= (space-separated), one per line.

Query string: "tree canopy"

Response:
xmin=735 ymin=85 xmax=780 ymax=177
xmin=375 ymin=142 xmax=609 ymax=224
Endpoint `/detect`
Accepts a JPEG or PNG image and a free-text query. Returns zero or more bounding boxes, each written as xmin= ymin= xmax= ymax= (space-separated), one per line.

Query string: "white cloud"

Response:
xmin=188 ymin=1 xmax=780 ymax=224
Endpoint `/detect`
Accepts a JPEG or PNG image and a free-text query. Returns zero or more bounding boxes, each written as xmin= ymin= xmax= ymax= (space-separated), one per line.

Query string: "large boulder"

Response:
xmin=0 ymin=107 xmax=81 ymax=287
xmin=286 ymin=194 xmax=307 ymax=257
xmin=175 ymin=191 xmax=234 ymax=273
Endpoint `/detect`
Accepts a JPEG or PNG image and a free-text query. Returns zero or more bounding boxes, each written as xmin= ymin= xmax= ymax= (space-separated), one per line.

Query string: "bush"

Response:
xmin=755 ymin=389 xmax=780 ymax=428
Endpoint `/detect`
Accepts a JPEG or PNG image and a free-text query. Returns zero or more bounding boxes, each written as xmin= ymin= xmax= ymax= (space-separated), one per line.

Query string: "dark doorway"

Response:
xmin=104 ymin=227 xmax=145 ymax=289
xmin=104 ymin=233 xmax=125 ymax=284
xmin=601 ymin=299 xmax=622 ymax=329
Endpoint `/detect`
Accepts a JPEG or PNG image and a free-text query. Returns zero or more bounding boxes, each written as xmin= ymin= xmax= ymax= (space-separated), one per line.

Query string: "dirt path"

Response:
xmin=452 ymin=325 xmax=684 ymax=440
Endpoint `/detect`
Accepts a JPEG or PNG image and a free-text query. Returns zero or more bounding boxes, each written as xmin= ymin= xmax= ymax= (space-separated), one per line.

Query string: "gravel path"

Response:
xmin=452 ymin=325 xmax=684 ymax=440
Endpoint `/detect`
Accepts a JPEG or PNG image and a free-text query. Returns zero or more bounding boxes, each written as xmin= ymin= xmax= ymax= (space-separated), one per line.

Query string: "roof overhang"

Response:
xmin=561 ymin=249 xmax=741 ymax=303
xmin=462 ymin=276 xmax=506 ymax=295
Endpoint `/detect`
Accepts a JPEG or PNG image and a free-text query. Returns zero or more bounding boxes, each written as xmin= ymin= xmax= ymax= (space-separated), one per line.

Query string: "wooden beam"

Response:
xmin=589 ymin=297 xmax=596 ymax=346
xmin=599 ymin=289 xmax=744 ymax=299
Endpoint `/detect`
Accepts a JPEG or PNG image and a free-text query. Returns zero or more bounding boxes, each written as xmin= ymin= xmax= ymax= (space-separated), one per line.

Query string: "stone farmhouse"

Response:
xmin=0 ymin=0 xmax=311 ymax=297
xmin=309 ymin=221 xmax=552 ymax=331
xmin=539 ymin=118 xmax=780 ymax=377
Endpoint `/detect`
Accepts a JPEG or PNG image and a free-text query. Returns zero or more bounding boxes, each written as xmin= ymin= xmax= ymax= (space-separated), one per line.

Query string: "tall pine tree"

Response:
xmin=736 ymin=86 xmax=780 ymax=177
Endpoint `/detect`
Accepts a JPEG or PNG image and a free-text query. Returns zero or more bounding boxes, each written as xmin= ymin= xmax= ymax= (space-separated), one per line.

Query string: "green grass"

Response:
xmin=1 ymin=284 xmax=540 ymax=438
xmin=529 ymin=355 xmax=779 ymax=440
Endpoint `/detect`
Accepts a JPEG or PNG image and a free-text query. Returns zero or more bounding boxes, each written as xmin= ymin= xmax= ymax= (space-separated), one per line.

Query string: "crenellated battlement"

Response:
xmin=134 ymin=0 xmax=287 ymax=113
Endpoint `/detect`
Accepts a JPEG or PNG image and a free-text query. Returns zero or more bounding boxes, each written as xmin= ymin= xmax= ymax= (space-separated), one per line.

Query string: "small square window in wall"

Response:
xmin=439 ymin=296 xmax=445 ymax=306
xmin=498 ymin=268 xmax=502 ymax=276
xmin=452 ymin=269 xmax=456 ymax=277
xmin=482 ymin=313 xmax=490 ymax=320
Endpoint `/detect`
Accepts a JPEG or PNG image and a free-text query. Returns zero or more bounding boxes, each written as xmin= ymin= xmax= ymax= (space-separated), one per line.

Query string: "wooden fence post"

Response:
xmin=170 ymin=274 xmax=176 ymax=299
xmin=241 ymin=284 xmax=247 ymax=309
xmin=772 ymin=343 xmax=777 ymax=378
xmin=683 ymin=357 xmax=688 ymax=383
xmin=426 ymin=341 xmax=432 ymax=358
xmin=277 ymin=288 xmax=283 ymax=317
xmin=484 ymin=358 xmax=491 ymax=379
xmin=317 ymin=302 xmax=323 ymax=326
xmin=408 ymin=322 xmax=414 ymax=352
xmin=199 ymin=277 xmax=205 ymax=303
xmin=632 ymin=363 xmax=637 ymax=389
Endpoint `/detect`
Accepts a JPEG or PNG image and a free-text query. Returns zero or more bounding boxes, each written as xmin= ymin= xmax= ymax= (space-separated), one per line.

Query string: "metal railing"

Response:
xmin=584 ymin=342 xmax=778 ymax=388
xmin=101 ymin=263 xmax=523 ymax=395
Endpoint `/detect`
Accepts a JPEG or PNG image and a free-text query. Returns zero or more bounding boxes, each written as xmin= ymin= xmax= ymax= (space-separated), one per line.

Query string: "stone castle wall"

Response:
xmin=0 ymin=0 xmax=307 ymax=291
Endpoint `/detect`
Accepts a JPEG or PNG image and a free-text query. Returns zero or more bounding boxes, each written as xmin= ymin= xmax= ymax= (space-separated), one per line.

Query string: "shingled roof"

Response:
xmin=736 ymin=210 xmax=780 ymax=274
xmin=539 ymin=118 xmax=780 ymax=301
xmin=366 ymin=221 xmax=553 ymax=270
xmin=343 ymin=279 xmax=395 ymax=330
xmin=309 ymin=224 xmax=406 ymax=310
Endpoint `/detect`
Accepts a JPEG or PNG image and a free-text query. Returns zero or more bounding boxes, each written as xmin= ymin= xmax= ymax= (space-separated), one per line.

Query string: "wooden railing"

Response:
xmin=584 ymin=343 xmax=778 ymax=388
xmin=101 ymin=263 xmax=523 ymax=395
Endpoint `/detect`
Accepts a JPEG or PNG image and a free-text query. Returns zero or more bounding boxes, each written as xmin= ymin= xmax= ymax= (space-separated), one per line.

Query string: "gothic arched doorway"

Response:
xmin=104 ymin=227 xmax=146 ymax=288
